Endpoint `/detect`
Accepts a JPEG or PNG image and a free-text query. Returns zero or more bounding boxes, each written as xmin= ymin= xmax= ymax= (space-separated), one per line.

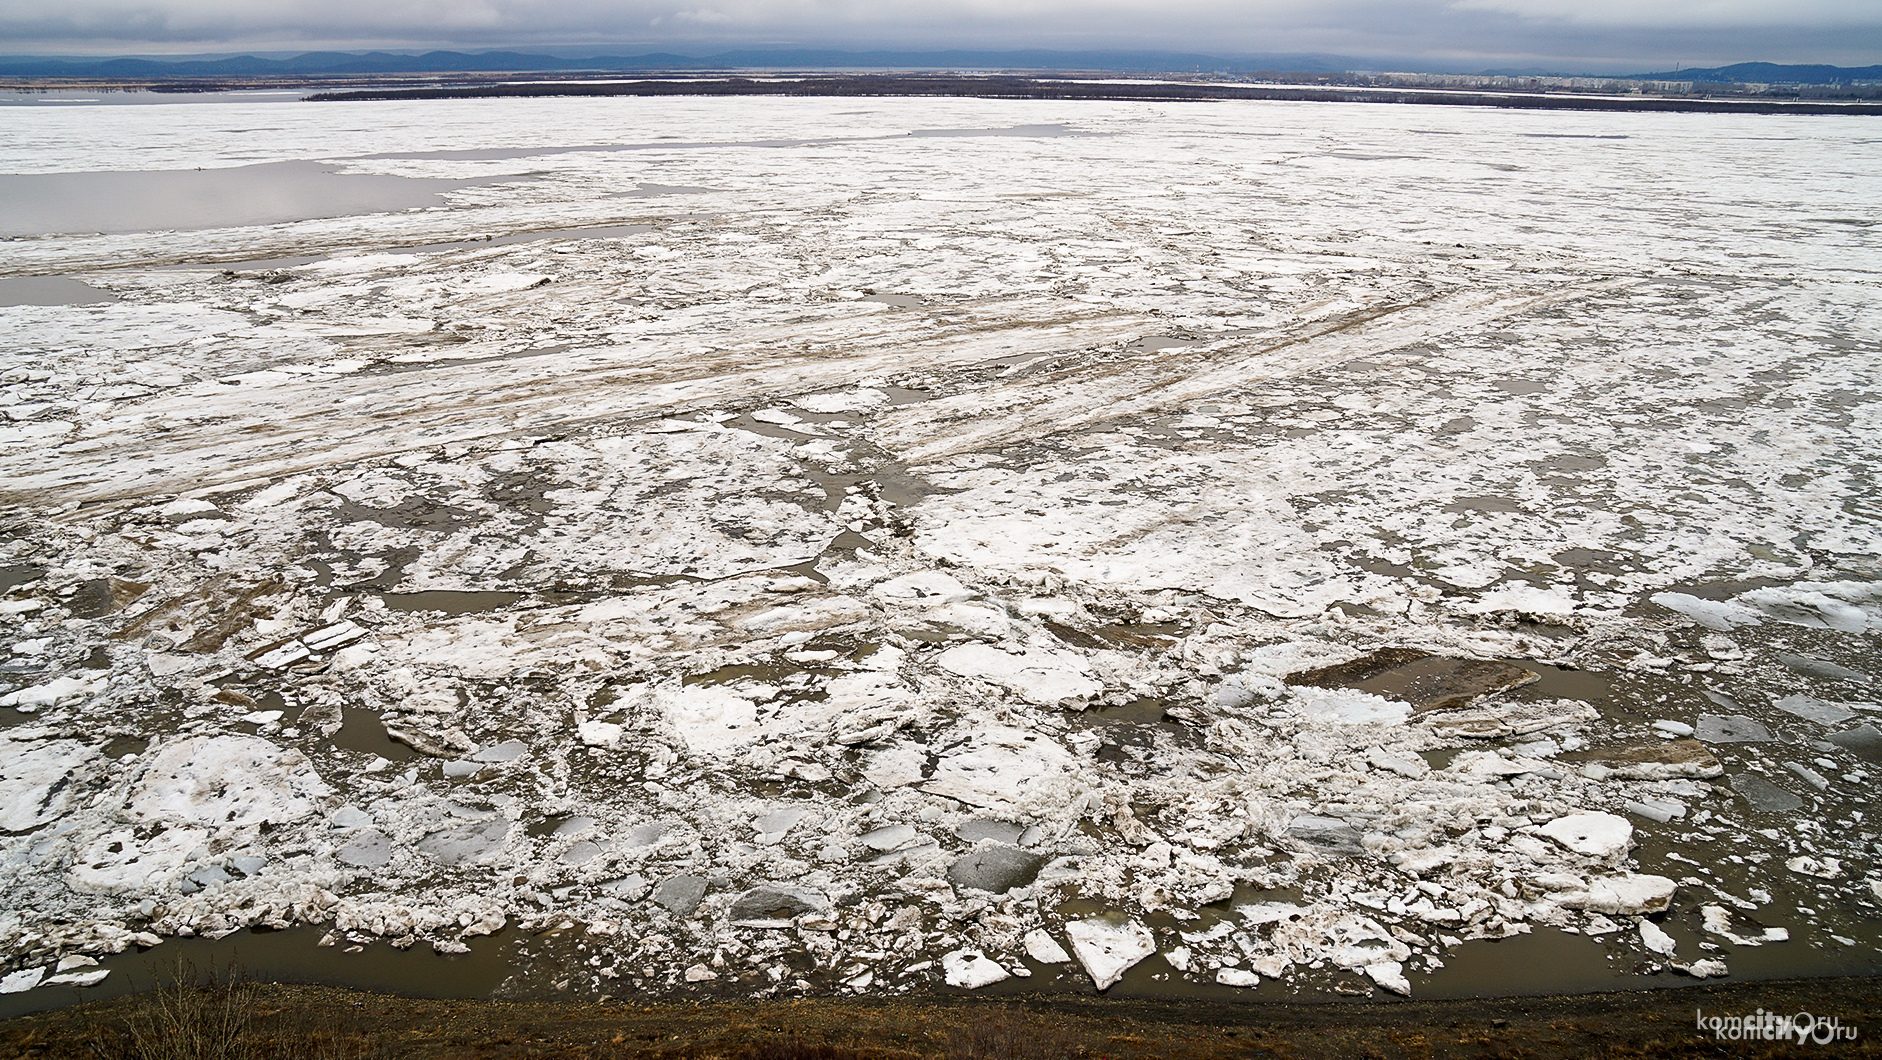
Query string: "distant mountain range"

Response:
xmin=2 ymin=50 xmax=1878 ymax=83
xmin=1625 ymin=62 xmax=1882 ymax=83
xmin=0 ymin=48 xmax=1358 ymax=78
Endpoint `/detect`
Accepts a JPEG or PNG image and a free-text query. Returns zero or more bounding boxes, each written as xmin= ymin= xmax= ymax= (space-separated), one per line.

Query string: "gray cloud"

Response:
xmin=0 ymin=0 xmax=1878 ymax=70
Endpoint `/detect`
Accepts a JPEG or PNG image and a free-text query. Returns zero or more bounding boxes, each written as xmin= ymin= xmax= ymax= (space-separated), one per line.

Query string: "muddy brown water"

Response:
xmin=331 ymin=707 xmax=419 ymax=761
xmin=377 ymin=590 xmax=525 ymax=615
xmin=0 ymin=927 xmax=513 ymax=1020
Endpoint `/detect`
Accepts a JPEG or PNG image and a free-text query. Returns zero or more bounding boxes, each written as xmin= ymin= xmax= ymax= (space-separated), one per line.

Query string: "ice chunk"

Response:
xmin=337 ymin=829 xmax=395 ymax=868
xmin=0 ymin=734 xmax=100 ymax=832
xmin=1559 ymin=874 xmax=1677 ymax=915
xmin=1730 ymin=774 xmax=1803 ymax=813
xmin=577 ymin=720 xmax=623 ymax=747
xmin=1737 ymin=582 xmax=1881 ymax=633
xmin=863 ymin=746 xmax=926 ymax=789
xmin=1291 ymin=687 xmax=1410 ymax=725
xmin=754 ymin=808 xmax=809 ymax=845
xmin=1023 ymin=929 xmax=1071 ymax=964
xmin=0 ymin=968 xmax=45 ymax=994
xmin=1827 ymin=724 xmax=1882 ymax=761
xmin=1623 ymin=799 xmax=1685 ymax=823
xmin=1 ymin=674 xmax=107 ymax=710
xmin=652 ymin=875 xmax=708 ymax=916
xmin=1064 ymin=916 xmax=1155 ymax=990
xmin=470 ymin=740 xmax=526 ymax=763
xmin=1784 ymin=856 xmax=1842 ymax=879
xmin=942 ymin=949 xmax=1011 ymax=989
xmin=1649 ymin=593 xmax=1759 ymax=631
xmin=1785 ymin=762 xmax=1830 ymax=790
xmin=417 ymin=816 xmax=509 ymax=867
xmin=1777 ymin=653 xmax=1869 ymax=682
xmin=1215 ymin=967 xmax=1260 ymax=988
xmin=1572 ymin=739 xmax=1721 ymax=780
xmin=1366 ymin=746 xmax=1430 ymax=778
xmin=947 ymin=843 xmax=1044 ymax=894
xmin=662 ymin=686 xmax=761 ymax=755
xmin=934 ymin=643 xmax=1100 ymax=708
xmin=1700 ymin=904 xmax=1787 ymax=946
xmin=1773 ymin=695 xmax=1858 ymax=726
xmin=1694 ymin=714 xmax=1769 ymax=743
xmin=559 ymin=841 xmax=604 ymax=866
xmin=42 ymin=969 xmax=109 ymax=988
xmin=1364 ymin=961 xmax=1410 ymax=995
xmin=922 ymin=725 xmax=1076 ymax=809
xmin=1538 ymin=812 xmax=1633 ymax=858
xmin=128 ymin=735 xmax=329 ymax=828
xmin=871 ymin=571 xmax=975 ymax=605
xmin=1287 ymin=814 xmax=1367 ymax=856
xmin=860 ymin=824 xmax=919 ymax=852
xmin=68 ymin=826 xmax=209 ymax=894
xmin=600 ymin=874 xmax=650 ymax=901
xmin=1638 ymin=920 xmax=1676 ymax=956
xmin=728 ymin=885 xmax=825 ymax=926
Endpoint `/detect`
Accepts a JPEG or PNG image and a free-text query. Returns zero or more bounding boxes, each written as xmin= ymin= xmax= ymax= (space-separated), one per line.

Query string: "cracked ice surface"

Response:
xmin=1 ymin=94 xmax=1880 ymax=1001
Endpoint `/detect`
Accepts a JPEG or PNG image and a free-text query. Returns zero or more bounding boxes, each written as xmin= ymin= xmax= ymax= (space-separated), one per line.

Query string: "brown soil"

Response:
xmin=1 ymin=976 xmax=1875 ymax=1059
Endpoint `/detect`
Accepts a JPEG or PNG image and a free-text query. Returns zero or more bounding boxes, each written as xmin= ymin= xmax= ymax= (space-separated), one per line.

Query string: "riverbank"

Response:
xmin=2 ymin=976 xmax=1876 ymax=1059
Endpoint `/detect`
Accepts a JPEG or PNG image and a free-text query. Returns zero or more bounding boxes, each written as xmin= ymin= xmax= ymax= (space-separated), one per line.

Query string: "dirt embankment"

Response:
xmin=2 ymin=977 xmax=1877 ymax=1059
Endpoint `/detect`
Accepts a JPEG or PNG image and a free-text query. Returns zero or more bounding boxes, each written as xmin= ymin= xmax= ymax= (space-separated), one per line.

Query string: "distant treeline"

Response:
xmin=4 ymin=49 xmax=1881 ymax=84
xmin=306 ymin=75 xmax=1882 ymax=115
xmin=1626 ymin=62 xmax=1882 ymax=84
xmin=1 ymin=48 xmax=1348 ymax=79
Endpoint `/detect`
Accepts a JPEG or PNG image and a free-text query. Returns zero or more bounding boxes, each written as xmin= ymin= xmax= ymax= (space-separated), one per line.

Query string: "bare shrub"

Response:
xmin=946 ymin=1009 xmax=1083 ymax=1060
xmin=122 ymin=958 xmax=259 ymax=1060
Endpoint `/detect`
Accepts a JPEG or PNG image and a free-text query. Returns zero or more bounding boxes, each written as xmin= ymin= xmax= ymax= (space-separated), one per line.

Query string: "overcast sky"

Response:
xmin=2 ymin=0 xmax=1879 ymax=72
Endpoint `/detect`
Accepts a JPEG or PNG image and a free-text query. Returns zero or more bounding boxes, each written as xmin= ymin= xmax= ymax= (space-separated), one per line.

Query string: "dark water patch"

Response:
xmin=103 ymin=735 xmax=149 ymax=758
xmin=0 ymin=277 xmax=118 ymax=307
xmin=880 ymin=385 xmax=940 ymax=406
xmin=0 ymin=564 xmax=46 ymax=592
xmin=1502 ymin=660 xmax=1612 ymax=703
xmin=1288 ymin=648 xmax=1538 ymax=713
xmin=378 ymin=590 xmax=523 ymax=615
xmin=1083 ymin=698 xmax=1169 ymax=725
xmin=0 ymin=924 xmax=513 ymax=1020
xmin=0 ymin=161 xmax=511 ymax=238
xmin=330 ymin=495 xmax=481 ymax=532
xmin=0 ymin=707 xmax=34 ymax=728
xmin=1410 ymin=928 xmax=1662 ymax=999
xmin=331 ymin=707 xmax=417 ymax=761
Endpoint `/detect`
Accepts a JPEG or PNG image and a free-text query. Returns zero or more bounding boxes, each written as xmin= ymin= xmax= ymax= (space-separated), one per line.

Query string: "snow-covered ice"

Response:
xmin=0 ymin=91 xmax=1878 ymax=1002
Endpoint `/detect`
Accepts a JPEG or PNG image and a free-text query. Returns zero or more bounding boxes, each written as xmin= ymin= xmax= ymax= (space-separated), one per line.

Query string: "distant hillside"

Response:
xmin=0 ymin=48 xmax=1358 ymax=79
xmin=1628 ymin=62 xmax=1882 ymax=83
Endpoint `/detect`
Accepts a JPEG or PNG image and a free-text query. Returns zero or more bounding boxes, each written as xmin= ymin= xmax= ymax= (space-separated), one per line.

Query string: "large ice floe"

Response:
xmin=0 ymin=92 xmax=1879 ymax=1004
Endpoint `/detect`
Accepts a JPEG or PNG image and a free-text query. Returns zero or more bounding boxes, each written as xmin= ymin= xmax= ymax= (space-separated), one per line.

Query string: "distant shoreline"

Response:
xmin=295 ymin=76 xmax=1882 ymax=115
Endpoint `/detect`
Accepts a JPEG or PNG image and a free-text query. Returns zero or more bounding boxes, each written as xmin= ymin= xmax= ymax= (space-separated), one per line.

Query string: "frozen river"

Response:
xmin=1 ymin=89 xmax=1879 ymax=1013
